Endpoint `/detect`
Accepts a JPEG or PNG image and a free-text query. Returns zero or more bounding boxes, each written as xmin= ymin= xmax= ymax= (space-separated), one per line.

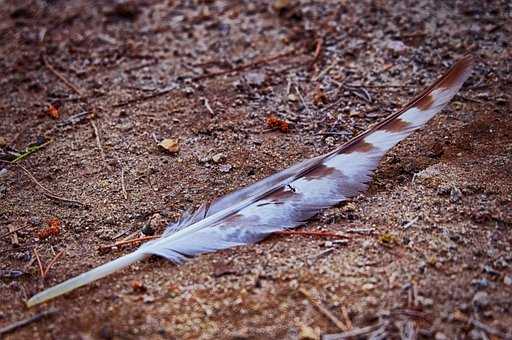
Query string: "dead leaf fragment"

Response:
xmin=158 ymin=138 xmax=180 ymax=153
xmin=47 ymin=104 xmax=60 ymax=119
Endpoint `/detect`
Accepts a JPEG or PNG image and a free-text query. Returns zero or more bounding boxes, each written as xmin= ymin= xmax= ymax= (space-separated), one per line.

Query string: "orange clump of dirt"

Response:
xmin=47 ymin=104 xmax=60 ymax=119
xmin=38 ymin=217 xmax=61 ymax=239
xmin=266 ymin=114 xmax=289 ymax=133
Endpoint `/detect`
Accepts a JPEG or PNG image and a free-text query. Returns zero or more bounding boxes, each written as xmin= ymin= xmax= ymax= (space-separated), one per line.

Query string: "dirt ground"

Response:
xmin=1 ymin=1 xmax=511 ymax=339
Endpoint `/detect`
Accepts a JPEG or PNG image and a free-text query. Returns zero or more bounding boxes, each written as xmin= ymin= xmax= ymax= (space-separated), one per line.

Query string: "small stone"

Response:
xmin=504 ymin=275 xmax=512 ymax=286
xmin=141 ymin=225 xmax=155 ymax=236
xmin=472 ymin=291 xmax=489 ymax=309
xmin=323 ymin=241 xmax=333 ymax=247
xmin=211 ymin=153 xmax=225 ymax=163
xmin=417 ymin=296 xmax=434 ymax=308
xmin=0 ymin=136 xmax=6 ymax=147
xmin=143 ymin=294 xmax=155 ymax=304
xmin=29 ymin=217 xmax=42 ymax=226
xmin=118 ymin=122 xmax=133 ymax=132
xmin=365 ymin=296 xmax=378 ymax=307
xmin=385 ymin=40 xmax=407 ymax=53
xmin=183 ymin=87 xmax=194 ymax=96
xmin=471 ymin=278 xmax=491 ymax=289
xmin=362 ymin=240 xmax=373 ymax=249
xmin=289 ymin=279 xmax=299 ymax=289
xmin=324 ymin=136 xmax=335 ymax=146
xmin=287 ymin=93 xmax=298 ymax=102
xmin=273 ymin=0 xmax=291 ymax=11
xmin=219 ymin=164 xmax=232 ymax=173
xmin=434 ymin=332 xmax=449 ymax=340
xmin=362 ymin=283 xmax=375 ymax=291
xmin=244 ymin=72 xmax=266 ymax=87
xmin=450 ymin=186 xmax=462 ymax=203
xmin=158 ymin=138 xmax=180 ymax=154
xmin=349 ymin=111 xmax=363 ymax=117
xmin=213 ymin=262 xmax=237 ymax=277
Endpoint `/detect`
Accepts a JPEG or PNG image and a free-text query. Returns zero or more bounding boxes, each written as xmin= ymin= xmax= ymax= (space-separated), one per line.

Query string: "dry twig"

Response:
xmin=113 ymin=86 xmax=176 ymax=108
xmin=275 ymin=230 xmax=348 ymax=238
xmin=0 ymin=225 xmax=29 ymax=240
xmin=0 ymin=161 xmax=83 ymax=205
xmin=193 ymin=50 xmax=295 ymax=81
xmin=310 ymin=38 xmax=323 ymax=68
xmin=42 ymin=250 xmax=65 ymax=279
xmin=33 ymin=249 xmax=45 ymax=279
xmin=341 ymin=306 xmax=352 ymax=330
xmin=299 ymin=288 xmax=349 ymax=332
xmin=99 ymin=235 xmax=159 ymax=252
xmin=0 ymin=308 xmax=59 ymax=336
xmin=201 ymin=97 xmax=215 ymax=115
xmin=90 ymin=120 xmax=108 ymax=169
xmin=42 ymin=55 xmax=83 ymax=96
xmin=7 ymin=224 xmax=19 ymax=246
xmin=322 ymin=322 xmax=384 ymax=340
xmin=121 ymin=168 xmax=128 ymax=200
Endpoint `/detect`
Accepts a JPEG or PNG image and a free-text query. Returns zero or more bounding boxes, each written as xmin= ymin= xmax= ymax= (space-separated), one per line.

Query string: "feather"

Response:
xmin=27 ymin=55 xmax=474 ymax=307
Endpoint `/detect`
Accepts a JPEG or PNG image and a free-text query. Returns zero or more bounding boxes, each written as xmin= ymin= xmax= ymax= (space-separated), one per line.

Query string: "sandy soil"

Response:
xmin=1 ymin=1 xmax=511 ymax=339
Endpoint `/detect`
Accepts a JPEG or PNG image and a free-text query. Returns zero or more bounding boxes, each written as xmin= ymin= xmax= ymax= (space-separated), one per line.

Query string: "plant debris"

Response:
xmin=158 ymin=138 xmax=180 ymax=154
xmin=266 ymin=114 xmax=289 ymax=132
xmin=37 ymin=217 xmax=61 ymax=240
xmin=47 ymin=104 xmax=60 ymax=119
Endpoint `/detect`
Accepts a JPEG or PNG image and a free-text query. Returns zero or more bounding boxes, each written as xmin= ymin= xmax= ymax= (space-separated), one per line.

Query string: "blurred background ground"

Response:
xmin=0 ymin=0 xmax=511 ymax=339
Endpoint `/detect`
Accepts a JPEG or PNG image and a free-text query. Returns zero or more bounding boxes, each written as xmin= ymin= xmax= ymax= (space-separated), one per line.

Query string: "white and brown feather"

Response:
xmin=27 ymin=55 xmax=475 ymax=307
xmin=149 ymin=55 xmax=475 ymax=258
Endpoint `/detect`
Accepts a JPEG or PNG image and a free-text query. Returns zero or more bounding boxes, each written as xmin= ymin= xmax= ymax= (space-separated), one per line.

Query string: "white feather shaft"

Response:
xmin=26 ymin=251 xmax=147 ymax=307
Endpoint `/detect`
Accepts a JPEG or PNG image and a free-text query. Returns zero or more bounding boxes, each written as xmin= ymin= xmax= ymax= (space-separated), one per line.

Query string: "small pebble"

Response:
xmin=244 ymin=72 xmax=266 ymax=87
xmin=435 ymin=332 xmax=449 ymax=340
xmin=417 ymin=296 xmax=434 ymax=308
xmin=472 ymin=291 xmax=489 ymax=309
xmin=471 ymin=278 xmax=491 ymax=289
xmin=158 ymin=138 xmax=180 ymax=154
xmin=30 ymin=217 xmax=42 ymax=226
xmin=324 ymin=136 xmax=335 ymax=146
xmin=362 ymin=283 xmax=375 ymax=291
xmin=449 ymin=186 xmax=462 ymax=203
xmin=219 ymin=164 xmax=232 ymax=173
xmin=504 ymin=275 xmax=512 ymax=286
xmin=141 ymin=225 xmax=155 ymax=236
xmin=211 ymin=153 xmax=225 ymax=163
xmin=287 ymin=93 xmax=298 ymax=102
xmin=365 ymin=296 xmax=378 ymax=307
